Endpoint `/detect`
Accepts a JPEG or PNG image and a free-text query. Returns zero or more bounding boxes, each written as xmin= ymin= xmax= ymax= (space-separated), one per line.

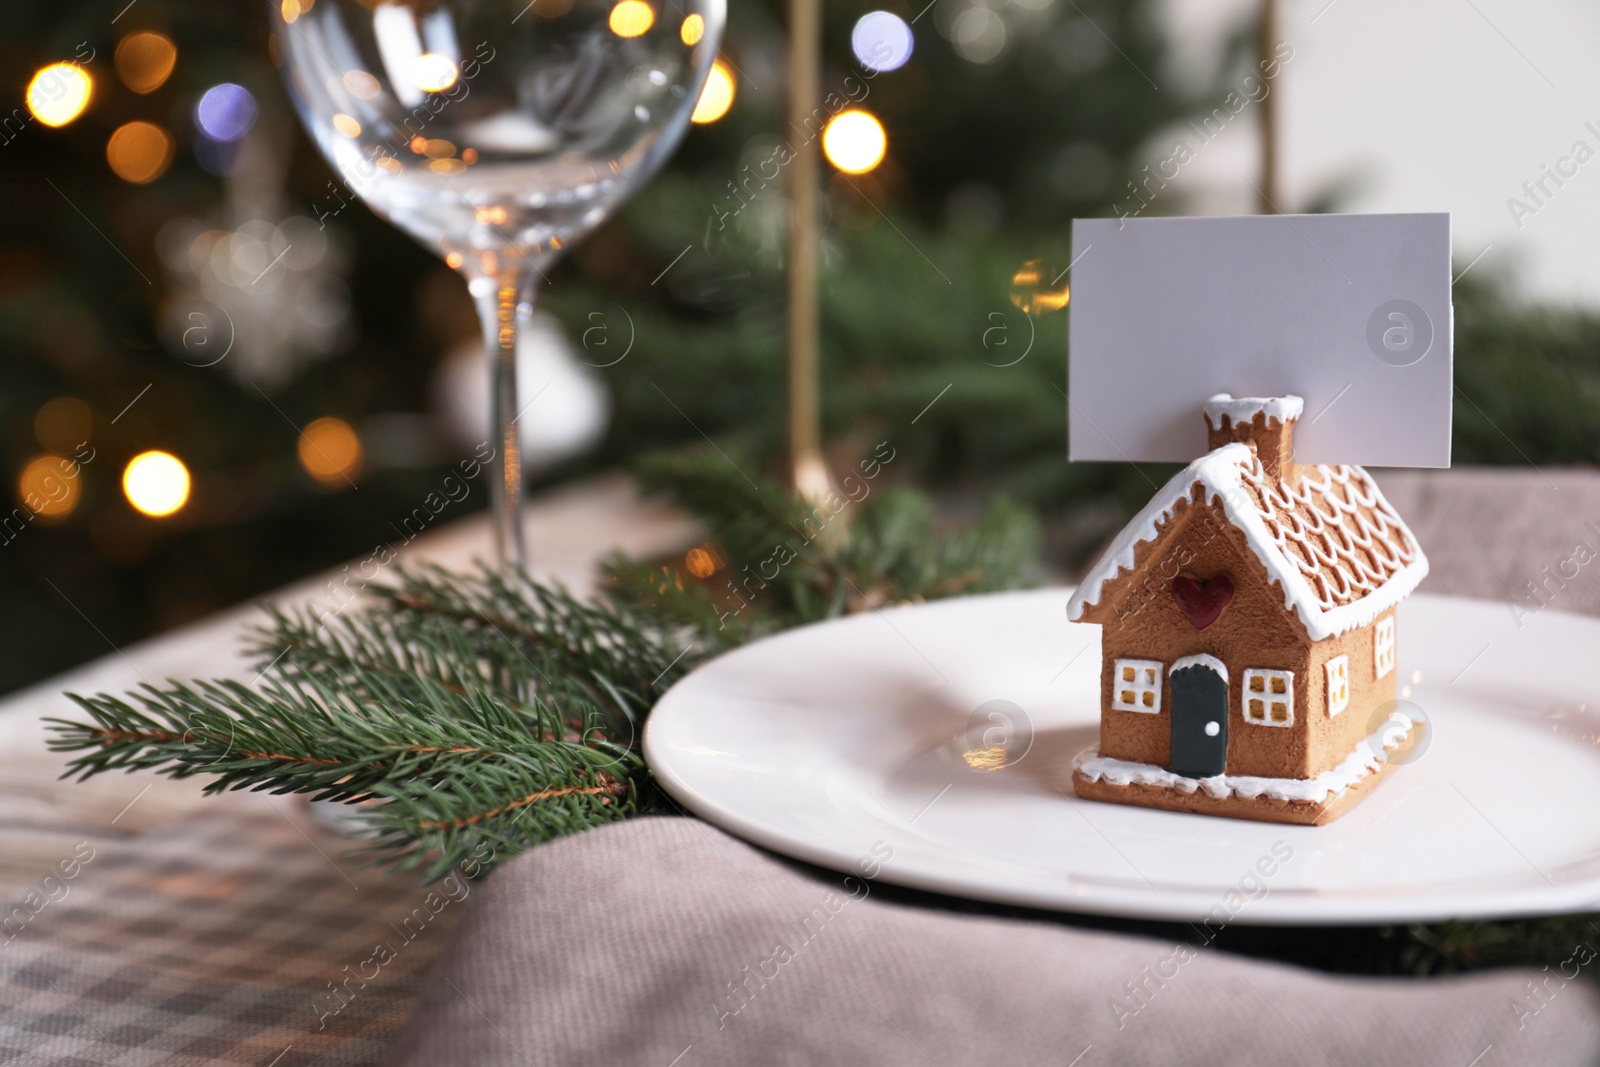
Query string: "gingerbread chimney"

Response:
xmin=1204 ymin=394 xmax=1302 ymax=484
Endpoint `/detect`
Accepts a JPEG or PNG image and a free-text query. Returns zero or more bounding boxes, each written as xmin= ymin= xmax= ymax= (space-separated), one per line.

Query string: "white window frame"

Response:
xmin=1326 ymin=655 xmax=1350 ymax=717
xmin=1242 ymin=668 xmax=1294 ymax=727
xmin=1374 ymin=616 xmax=1395 ymax=680
xmin=1111 ymin=658 xmax=1162 ymax=714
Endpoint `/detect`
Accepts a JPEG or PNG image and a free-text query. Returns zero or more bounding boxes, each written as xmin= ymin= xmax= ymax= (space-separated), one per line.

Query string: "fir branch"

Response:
xmin=355 ymin=747 xmax=643 ymax=883
xmin=248 ymin=606 xmax=598 ymax=742
xmin=49 ymin=467 xmax=1039 ymax=884
xmin=49 ymin=669 xmax=627 ymax=826
xmin=363 ymin=564 xmax=697 ymax=719
xmin=615 ymin=448 xmax=1040 ymax=630
xmin=602 ymin=555 xmax=772 ymax=657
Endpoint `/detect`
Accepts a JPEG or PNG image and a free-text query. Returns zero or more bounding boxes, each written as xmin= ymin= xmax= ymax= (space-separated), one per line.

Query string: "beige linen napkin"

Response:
xmin=385 ymin=815 xmax=1600 ymax=1066
xmin=386 ymin=467 xmax=1600 ymax=1066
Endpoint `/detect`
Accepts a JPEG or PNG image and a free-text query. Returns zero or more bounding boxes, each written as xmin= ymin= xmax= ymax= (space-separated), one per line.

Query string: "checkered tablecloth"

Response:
xmin=0 ymin=801 xmax=460 ymax=1067
xmin=0 ymin=477 xmax=702 ymax=1066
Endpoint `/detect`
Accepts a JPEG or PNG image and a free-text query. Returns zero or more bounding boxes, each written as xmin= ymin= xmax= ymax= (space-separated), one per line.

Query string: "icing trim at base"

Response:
xmin=1073 ymin=712 xmax=1413 ymax=805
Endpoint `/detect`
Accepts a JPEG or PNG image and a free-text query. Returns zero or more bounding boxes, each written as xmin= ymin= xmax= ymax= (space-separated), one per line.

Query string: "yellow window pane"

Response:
xmin=1249 ymin=676 xmax=1264 ymax=692
xmin=1248 ymin=699 xmax=1263 ymax=717
xmin=1119 ymin=690 xmax=1134 ymax=705
xmin=1271 ymin=677 xmax=1286 ymax=694
xmin=1122 ymin=667 xmax=1134 ymax=682
xmin=1141 ymin=691 xmax=1154 ymax=707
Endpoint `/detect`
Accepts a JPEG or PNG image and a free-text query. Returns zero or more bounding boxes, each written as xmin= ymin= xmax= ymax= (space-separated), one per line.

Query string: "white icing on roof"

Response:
xmin=1171 ymin=653 xmax=1228 ymax=683
xmin=1205 ymin=393 xmax=1304 ymax=425
xmin=1065 ymin=443 xmax=1428 ymax=641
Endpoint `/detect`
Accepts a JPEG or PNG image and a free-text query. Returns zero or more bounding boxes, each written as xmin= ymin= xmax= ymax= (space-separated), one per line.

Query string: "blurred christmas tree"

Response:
xmin=6 ymin=0 xmax=1600 ymax=698
xmin=0 ymin=0 xmax=1201 ymax=691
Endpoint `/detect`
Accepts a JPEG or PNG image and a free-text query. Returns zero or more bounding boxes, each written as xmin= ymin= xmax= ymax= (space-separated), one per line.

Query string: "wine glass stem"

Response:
xmin=474 ymin=266 xmax=537 ymax=571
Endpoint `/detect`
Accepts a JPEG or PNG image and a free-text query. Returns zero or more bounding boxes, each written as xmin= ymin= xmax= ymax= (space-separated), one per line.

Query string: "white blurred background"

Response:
xmin=1159 ymin=0 xmax=1600 ymax=306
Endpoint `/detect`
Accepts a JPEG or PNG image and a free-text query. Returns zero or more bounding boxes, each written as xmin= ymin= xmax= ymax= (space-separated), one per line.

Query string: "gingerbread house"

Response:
xmin=1065 ymin=394 xmax=1428 ymax=825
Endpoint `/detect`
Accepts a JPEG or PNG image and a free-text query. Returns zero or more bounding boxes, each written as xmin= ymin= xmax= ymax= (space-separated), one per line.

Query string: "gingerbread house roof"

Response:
xmin=1066 ymin=442 xmax=1428 ymax=641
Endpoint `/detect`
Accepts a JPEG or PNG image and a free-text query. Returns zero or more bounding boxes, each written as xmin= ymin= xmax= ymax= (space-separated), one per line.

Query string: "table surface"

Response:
xmin=6 ymin=463 xmax=1600 ymax=1065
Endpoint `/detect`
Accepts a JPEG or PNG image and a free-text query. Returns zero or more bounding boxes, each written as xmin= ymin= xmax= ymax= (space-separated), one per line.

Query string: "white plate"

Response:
xmin=645 ymin=590 xmax=1600 ymax=924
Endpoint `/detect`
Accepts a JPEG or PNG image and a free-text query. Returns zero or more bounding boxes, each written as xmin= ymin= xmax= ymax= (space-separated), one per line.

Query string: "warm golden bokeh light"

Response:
xmin=680 ymin=13 xmax=705 ymax=45
xmin=683 ymin=546 xmax=718 ymax=578
xmin=17 ymin=455 xmax=80 ymax=520
xmin=411 ymin=53 xmax=459 ymax=92
xmin=962 ymin=746 xmax=1009 ymax=771
xmin=280 ymin=0 xmax=302 ymax=23
xmin=1009 ymin=259 xmax=1071 ymax=314
xmin=106 ymin=121 xmax=175 ymax=184
xmin=331 ymin=112 xmax=362 ymax=138
xmin=123 ymin=451 xmax=190 ymax=517
xmin=822 ymin=110 xmax=887 ymax=174
xmin=297 ymin=417 xmax=363 ymax=485
xmin=34 ymin=396 xmax=93 ymax=453
xmin=114 ymin=32 xmax=178 ymax=95
xmin=690 ymin=60 xmax=734 ymax=124
xmin=26 ymin=63 xmax=92 ymax=128
xmin=609 ymin=0 xmax=655 ymax=38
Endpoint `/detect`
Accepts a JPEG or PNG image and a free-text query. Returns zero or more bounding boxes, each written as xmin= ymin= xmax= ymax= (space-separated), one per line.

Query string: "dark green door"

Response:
xmin=1170 ymin=661 xmax=1227 ymax=778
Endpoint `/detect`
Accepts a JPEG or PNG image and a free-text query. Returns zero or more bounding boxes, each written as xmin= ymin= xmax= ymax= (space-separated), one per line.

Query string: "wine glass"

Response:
xmin=272 ymin=0 xmax=724 ymax=567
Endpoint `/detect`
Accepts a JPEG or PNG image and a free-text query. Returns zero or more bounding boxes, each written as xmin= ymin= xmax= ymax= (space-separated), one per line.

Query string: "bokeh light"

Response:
xmin=851 ymin=12 xmax=914 ymax=73
xmin=26 ymin=63 xmax=92 ymax=128
xmin=34 ymin=396 xmax=93 ymax=453
xmin=195 ymin=83 xmax=258 ymax=142
xmin=1009 ymin=259 xmax=1071 ymax=314
xmin=332 ymin=113 xmax=361 ymax=138
xmin=342 ymin=69 xmax=382 ymax=100
xmin=609 ymin=0 xmax=655 ymax=38
xmin=107 ymin=121 xmax=175 ymax=184
xmin=280 ymin=0 xmax=303 ymax=23
xmin=680 ymin=13 xmax=704 ymax=45
xmin=17 ymin=455 xmax=81 ymax=520
xmin=962 ymin=746 xmax=1008 ymax=771
xmin=123 ymin=451 xmax=190 ymax=517
xmin=683 ymin=545 xmax=718 ymax=578
xmin=952 ymin=7 xmax=1006 ymax=64
xmin=297 ymin=417 xmax=363 ymax=485
xmin=115 ymin=32 xmax=178 ymax=94
xmin=691 ymin=60 xmax=735 ymax=124
xmin=412 ymin=54 xmax=459 ymax=93
xmin=822 ymin=110 xmax=887 ymax=174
